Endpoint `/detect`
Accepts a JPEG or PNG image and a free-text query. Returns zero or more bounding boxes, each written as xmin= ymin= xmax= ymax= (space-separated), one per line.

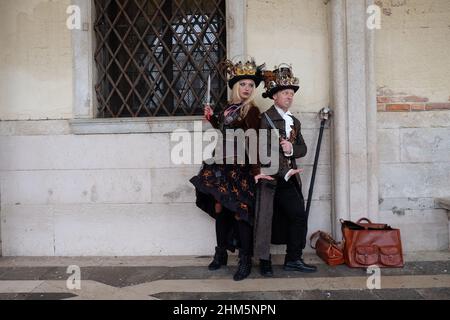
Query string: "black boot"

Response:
xmin=283 ymin=256 xmax=317 ymax=273
xmin=208 ymin=247 xmax=228 ymax=270
xmin=259 ymin=256 xmax=273 ymax=277
xmin=233 ymin=254 xmax=252 ymax=281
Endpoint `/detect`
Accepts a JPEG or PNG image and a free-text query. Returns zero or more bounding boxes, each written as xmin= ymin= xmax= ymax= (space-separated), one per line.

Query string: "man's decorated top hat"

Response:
xmin=221 ymin=57 xmax=265 ymax=89
xmin=262 ymin=63 xmax=300 ymax=99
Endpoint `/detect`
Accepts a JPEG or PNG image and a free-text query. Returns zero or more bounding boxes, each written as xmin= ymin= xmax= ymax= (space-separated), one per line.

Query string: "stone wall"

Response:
xmin=374 ymin=0 xmax=450 ymax=251
xmin=1 ymin=0 xmax=449 ymax=256
xmin=0 ymin=117 xmax=331 ymax=256
xmin=0 ymin=0 xmax=333 ymax=256
xmin=377 ymin=111 xmax=450 ymax=251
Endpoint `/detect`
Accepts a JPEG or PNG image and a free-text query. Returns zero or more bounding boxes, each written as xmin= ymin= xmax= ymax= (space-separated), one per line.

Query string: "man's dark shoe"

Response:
xmin=233 ymin=254 xmax=252 ymax=281
xmin=208 ymin=247 xmax=228 ymax=270
xmin=259 ymin=259 xmax=273 ymax=277
xmin=283 ymin=258 xmax=317 ymax=273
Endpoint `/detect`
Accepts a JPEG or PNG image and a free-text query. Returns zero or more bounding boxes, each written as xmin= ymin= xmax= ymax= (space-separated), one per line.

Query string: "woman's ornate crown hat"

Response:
xmin=220 ymin=56 xmax=265 ymax=89
xmin=262 ymin=63 xmax=300 ymax=99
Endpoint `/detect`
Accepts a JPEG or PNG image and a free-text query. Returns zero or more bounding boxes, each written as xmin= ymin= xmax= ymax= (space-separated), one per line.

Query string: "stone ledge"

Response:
xmin=1 ymin=113 xmax=329 ymax=136
xmin=69 ymin=116 xmax=205 ymax=135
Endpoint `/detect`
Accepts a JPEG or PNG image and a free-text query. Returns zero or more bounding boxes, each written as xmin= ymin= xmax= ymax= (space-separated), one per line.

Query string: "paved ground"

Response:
xmin=0 ymin=251 xmax=449 ymax=300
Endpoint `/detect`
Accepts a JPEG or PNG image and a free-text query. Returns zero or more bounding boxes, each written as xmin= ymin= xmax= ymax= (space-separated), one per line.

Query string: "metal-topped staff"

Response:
xmin=305 ymin=107 xmax=332 ymax=217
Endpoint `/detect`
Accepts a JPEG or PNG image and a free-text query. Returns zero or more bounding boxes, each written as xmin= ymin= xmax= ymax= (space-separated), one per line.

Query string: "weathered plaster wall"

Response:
xmin=0 ymin=0 xmax=73 ymax=120
xmin=375 ymin=0 xmax=450 ymax=111
xmin=247 ymin=0 xmax=330 ymax=113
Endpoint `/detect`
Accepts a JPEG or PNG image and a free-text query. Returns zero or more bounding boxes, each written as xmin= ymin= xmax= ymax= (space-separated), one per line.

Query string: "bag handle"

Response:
xmin=309 ymin=231 xmax=321 ymax=249
xmin=340 ymin=218 xmax=373 ymax=224
xmin=310 ymin=230 xmax=343 ymax=249
xmin=356 ymin=217 xmax=372 ymax=224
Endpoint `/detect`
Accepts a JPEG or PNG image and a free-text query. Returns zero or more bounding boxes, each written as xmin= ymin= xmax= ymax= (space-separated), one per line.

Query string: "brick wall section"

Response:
xmin=377 ymin=88 xmax=450 ymax=112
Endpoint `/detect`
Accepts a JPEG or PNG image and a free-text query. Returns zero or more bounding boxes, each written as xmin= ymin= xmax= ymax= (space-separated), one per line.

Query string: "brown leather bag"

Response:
xmin=310 ymin=231 xmax=344 ymax=266
xmin=340 ymin=218 xmax=404 ymax=268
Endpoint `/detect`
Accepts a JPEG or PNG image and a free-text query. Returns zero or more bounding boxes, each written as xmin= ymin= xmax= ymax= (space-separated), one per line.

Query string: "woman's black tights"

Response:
xmin=215 ymin=209 xmax=253 ymax=256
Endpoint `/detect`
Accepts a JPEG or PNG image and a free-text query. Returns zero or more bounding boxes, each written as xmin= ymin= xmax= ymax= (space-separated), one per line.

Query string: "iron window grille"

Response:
xmin=93 ymin=0 xmax=227 ymax=118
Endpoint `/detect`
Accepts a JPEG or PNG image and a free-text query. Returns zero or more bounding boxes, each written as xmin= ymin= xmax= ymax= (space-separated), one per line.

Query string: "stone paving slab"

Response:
xmin=0 ymin=252 xmax=449 ymax=300
xmin=153 ymin=288 xmax=450 ymax=300
xmin=0 ymin=261 xmax=447 ymax=288
xmin=1 ymin=274 xmax=449 ymax=300
xmin=0 ymin=293 xmax=78 ymax=300
xmin=124 ymin=275 xmax=450 ymax=295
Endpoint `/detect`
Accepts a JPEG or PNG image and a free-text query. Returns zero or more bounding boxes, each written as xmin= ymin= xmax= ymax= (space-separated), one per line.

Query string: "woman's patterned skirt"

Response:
xmin=189 ymin=162 xmax=256 ymax=225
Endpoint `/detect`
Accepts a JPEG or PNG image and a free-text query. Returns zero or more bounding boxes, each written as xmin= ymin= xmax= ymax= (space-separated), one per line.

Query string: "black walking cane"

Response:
xmin=305 ymin=107 xmax=332 ymax=216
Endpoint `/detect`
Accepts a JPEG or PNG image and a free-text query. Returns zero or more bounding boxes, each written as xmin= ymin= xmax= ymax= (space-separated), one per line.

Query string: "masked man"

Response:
xmin=254 ymin=64 xmax=317 ymax=277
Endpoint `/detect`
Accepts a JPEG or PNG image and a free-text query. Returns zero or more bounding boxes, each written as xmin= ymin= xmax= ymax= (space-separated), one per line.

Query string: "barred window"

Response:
xmin=93 ymin=0 xmax=227 ymax=118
